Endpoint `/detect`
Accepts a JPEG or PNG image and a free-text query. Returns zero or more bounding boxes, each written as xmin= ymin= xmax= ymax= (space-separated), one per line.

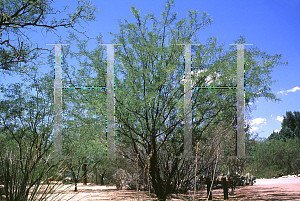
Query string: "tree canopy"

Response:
xmin=0 ymin=0 xmax=97 ymax=74
xmin=104 ymin=0 xmax=286 ymax=199
xmin=0 ymin=0 xmax=290 ymax=199
xmin=268 ymin=111 xmax=300 ymax=141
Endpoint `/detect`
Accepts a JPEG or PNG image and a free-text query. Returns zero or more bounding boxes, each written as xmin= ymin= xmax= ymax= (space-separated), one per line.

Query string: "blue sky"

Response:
xmin=1 ymin=0 xmax=300 ymax=140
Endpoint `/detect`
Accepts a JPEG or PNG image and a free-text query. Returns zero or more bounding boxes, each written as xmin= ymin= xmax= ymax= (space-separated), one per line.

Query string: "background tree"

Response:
xmin=0 ymin=71 xmax=78 ymax=200
xmin=249 ymin=138 xmax=300 ymax=178
xmin=268 ymin=130 xmax=282 ymax=141
xmin=268 ymin=111 xmax=300 ymax=141
xmin=249 ymin=111 xmax=300 ymax=178
xmin=0 ymin=0 xmax=97 ymax=74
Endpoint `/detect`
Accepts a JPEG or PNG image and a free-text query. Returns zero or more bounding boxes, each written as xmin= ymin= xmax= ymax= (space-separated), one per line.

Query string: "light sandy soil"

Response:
xmin=207 ymin=177 xmax=300 ymax=201
xmin=34 ymin=176 xmax=300 ymax=200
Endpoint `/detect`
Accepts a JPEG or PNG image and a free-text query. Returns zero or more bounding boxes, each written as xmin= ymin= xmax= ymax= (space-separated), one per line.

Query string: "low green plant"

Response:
xmin=0 ymin=133 xmax=81 ymax=201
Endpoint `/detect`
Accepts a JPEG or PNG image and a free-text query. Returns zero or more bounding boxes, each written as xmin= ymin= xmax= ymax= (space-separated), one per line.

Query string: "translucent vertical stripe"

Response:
xmin=54 ymin=44 xmax=63 ymax=158
xmin=106 ymin=44 xmax=115 ymax=158
xmin=184 ymin=44 xmax=192 ymax=158
xmin=236 ymin=44 xmax=246 ymax=157
xmin=46 ymin=43 xmax=69 ymax=158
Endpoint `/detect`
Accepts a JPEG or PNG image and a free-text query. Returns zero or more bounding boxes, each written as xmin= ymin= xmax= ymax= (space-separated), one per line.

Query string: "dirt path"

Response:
xmin=41 ymin=177 xmax=300 ymax=200
xmin=229 ymin=177 xmax=300 ymax=201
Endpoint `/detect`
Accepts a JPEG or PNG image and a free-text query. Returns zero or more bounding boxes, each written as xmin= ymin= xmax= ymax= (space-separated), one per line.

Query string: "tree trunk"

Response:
xmin=70 ymin=169 xmax=78 ymax=192
xmin=95 ymin=167 xmax=98 ymax=184
xmin=100 ymin=173 xmax=105 ymax=185
xmin=82 ymin=163 xmax=88 ymax=185
xmin=62 ymin=171 xmax=66 ymax=184
xmin=149 ymin=143 xmax=168 ymax=201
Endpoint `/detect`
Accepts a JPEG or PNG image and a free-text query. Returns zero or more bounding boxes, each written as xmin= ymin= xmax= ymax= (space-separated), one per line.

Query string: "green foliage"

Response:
xmin=282 ymin=111 xmax=300 ymax=131
xmin=0 ymin=0 xmax=98 ymax=73
xmin=280 ymin=126 xmax=294 ymax=140
xmin=47 ymin=32 xmax=119 ymax=188
xmin=0 ymin=135 xmax=78 ymax=201
xmin=106 ymin=0 xmax=286 ymax=199
xmin=0 ymin=0 xmax=287 ymax=199
xmin=0 ymin=78 xmax=54 ymax=156
xmin=268 ymin=111 xmax=300 ymax=141
xmin=249 ymin=138 xmax=300 ymax=178
xmin=0 ymin=72 xmax=79 ymax=200
xmin=251 ymin=111 xmax=300 ymax=178
xmin=294 ymin=126 xmax=300 ymax=139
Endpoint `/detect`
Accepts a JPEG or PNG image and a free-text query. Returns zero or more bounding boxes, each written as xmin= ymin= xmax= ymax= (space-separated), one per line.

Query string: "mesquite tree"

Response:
xmin=47 ymin=1 xmax=287 ymax=199
xmin=108 ymin=0 xmax=287 ymax=200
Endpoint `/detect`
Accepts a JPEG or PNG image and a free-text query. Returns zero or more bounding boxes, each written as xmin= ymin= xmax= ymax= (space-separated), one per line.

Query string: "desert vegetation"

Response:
xmin=0 ymin=0 xmax=293 ymax=200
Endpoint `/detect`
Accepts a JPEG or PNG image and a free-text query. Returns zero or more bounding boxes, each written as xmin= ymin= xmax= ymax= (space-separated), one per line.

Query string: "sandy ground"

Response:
xmin=28 ymin=176 xmax=300 ymax=200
